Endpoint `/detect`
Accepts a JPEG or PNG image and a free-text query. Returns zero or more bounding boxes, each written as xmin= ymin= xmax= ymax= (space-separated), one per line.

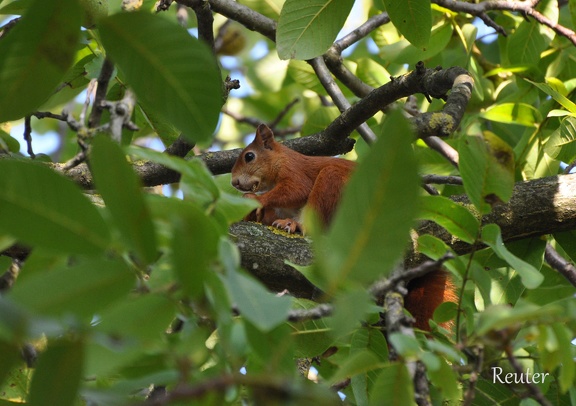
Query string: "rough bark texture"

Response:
xmin=236 ymin=174 xmax=576 ymax=297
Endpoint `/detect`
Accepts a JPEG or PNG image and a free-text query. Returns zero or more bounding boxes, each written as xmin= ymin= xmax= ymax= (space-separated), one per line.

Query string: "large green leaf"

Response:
xmin=276 ymin=0 xmax=354 ymax=60
xmin=90 ymin=136 xmax=157 ymax=265
xmin=507 ymin=20 xmax=549 ymax=67
xmin=459 ymin=132 xmax=515 ymax=215
xmin=0 ymin=0 xmax=81 ymax=122
xmin=28 ymin=339 xmax=83 ymax=406
xmin=99 ymin=12 xmax=222 ymax=143
xmin=322 ymin=111 xmax=420 ymax=290
xmin=8 ymin=258 xmax=134 ymax=319
xmin=0 ymin=160 xmax=110 ymax=255
xmin=418 ymin=195 xmax=480 ymax=244
xmin=384 ymin=0 xmax=431 ymax=48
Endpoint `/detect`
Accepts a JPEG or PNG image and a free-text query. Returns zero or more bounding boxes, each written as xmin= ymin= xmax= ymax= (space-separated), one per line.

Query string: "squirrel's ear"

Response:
xmin=256 ymin=124 xmax=275 ymax=150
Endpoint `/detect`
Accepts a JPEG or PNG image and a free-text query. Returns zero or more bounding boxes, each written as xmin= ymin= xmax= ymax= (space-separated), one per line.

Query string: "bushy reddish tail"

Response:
xmin=404 ymin=271 xmax=458 ymax=331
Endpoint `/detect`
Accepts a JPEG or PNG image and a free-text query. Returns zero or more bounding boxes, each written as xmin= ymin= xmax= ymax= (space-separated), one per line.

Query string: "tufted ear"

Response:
xmin=255 ymin=124 xmax=275 ymax=150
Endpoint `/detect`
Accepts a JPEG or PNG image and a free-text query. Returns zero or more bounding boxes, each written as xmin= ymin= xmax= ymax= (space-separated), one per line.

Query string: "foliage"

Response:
xmin=0 ymin=0 xmax=575 ymax=405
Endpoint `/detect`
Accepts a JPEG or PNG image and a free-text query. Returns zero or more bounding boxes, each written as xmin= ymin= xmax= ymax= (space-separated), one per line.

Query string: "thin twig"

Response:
xmin=424 ymin=136 xmax=459 ymax=168
xmin=88 ymin=58 xmax=115 ymax=129
xmin=544 ymin=243 xmax=576 ymax=287
xmin=462 ymin=347 xmax=483 ymax=406
xmin=287 ymin=304 xmax=333 ymax=322
xmin=23 ymin=116 xmax=35 ymax=158
xmin=309 ymin=57 xmax=377 ymax=144
xmin=504 ymin=346 xmax=553 ymax=406
xmin=369 ymin=252 xmax=455 ymax=298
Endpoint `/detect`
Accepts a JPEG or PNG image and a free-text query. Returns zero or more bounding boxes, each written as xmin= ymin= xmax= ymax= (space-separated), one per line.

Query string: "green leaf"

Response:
xmin=99 ymin=12 xmax=222 ymax=143
xmin=291 ymin=300 xmax=333 ymax=358
xmin=224 ymin=269 xmax=292 ymax=332
xmin=481 ymin=224 xmax=544 ymax=289
xmin=0 ymin=340 xmax=22 ymax=387
xmin=426 ymin=357 xmax=460 ymax=400
xmin=276 ymin=0 xmax=355 ymax=60
xmin=328 ymin=350 xmax=382 ymax=385
xmin=507 ymin=20 xmax=549 ymax=67
xmin=554 ymin=230 xmax=576 ymax=262
xmin=172 ymin=204 xmax=220 ymax=299
xmin=328 ymin=288 xmax=374 ymax=339
xmin=476 ymin=302 xmax=561 ymax=336
xmin=369 ymin=363 xmax=414 ymax=406
xmin=571 ymin=0 xmax=576 ymax=36
xmin=8 ymin=258 xmax=134 ymax=320
xmin=552 ymin=323 xmax=575 ymax=392
xmin=479 ymin=103 xmax=541 ymax=127
xmin=127 ymin=145 xmax=220 ymax=206
xmin=459 ymin=132 xmax=515 ymax=215
xmin=544 ymin=116 xmax=576 ymax=162
xmin=322 ymin=111 xmax=420 ymax=290
xmin=28 ymin=339 xmax=83 ymax=406
xmin=527 ymin=79 xmax=576 ymax=115
xmin=0 ymin=0 xmax=81 ymax=122
xmin=0 ymin=160 xmax=110 ymax=255
xmin=384 ymin=0 xmax=431 ymax=48
xmin=418 ymin=195 xmax=480 ymax=244
xmin=90 ymin=136 xmax=157 ymax=265
xmin=379 ymin=21 xmax=452 ymax=65
xmin=96 ymin=294 xmax=176 ymax=342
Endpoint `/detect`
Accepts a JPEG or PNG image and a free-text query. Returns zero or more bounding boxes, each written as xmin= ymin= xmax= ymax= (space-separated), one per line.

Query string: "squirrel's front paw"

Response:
xmin=272 ymin=218 xmax=302 ymax=234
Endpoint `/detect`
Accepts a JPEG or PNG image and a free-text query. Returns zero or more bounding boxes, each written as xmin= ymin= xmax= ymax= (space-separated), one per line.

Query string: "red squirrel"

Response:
xmin=231 ymin=124 xmax=456 ymax=331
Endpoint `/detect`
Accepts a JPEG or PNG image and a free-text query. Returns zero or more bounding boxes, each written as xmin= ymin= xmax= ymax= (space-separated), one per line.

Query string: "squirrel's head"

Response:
xmin=231 ymin=124 xmax=279 ymax=193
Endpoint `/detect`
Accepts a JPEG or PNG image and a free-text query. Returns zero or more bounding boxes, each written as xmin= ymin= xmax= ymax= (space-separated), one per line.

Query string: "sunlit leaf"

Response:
xmin=544 ymin=116 xmax=576 ymax=162
xmin=479 ymin=103 xmax=541 ymax=127
xmin=527 ymin=79 xmax=576 ymax=115
xmin=379 ymin=22 xmax=452 ymax=65
xmin=384 ymin=0 xmax=431 ymax=48
xmin=277 ymin=0 xmax=354 ymax=60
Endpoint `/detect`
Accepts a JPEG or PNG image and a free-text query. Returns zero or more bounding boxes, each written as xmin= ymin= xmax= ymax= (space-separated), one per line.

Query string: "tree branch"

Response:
xmin=229 ymin=174 xmax=576 ymax=299
xmin=51 ymin=64 xmax=471 ymax=189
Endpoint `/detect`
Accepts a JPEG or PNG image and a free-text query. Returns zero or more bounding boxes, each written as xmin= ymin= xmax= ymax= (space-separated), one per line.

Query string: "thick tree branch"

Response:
xmin=229 ymin=174 xmax=576 ymax=299
xmin=51 ymin=64 xmax=471 ymax=189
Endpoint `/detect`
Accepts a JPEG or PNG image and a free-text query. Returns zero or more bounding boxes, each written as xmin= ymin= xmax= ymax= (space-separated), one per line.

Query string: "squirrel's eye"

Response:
xmin=244 ymin=152 xmax=255 ymax=163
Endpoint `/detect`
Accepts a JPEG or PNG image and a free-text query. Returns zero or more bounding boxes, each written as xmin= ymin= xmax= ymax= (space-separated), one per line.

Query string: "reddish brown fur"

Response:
xmin=231 ymin=124 xmax=354 ymax=231
xmin=231 ymin=124 xmax=457 ymax=331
